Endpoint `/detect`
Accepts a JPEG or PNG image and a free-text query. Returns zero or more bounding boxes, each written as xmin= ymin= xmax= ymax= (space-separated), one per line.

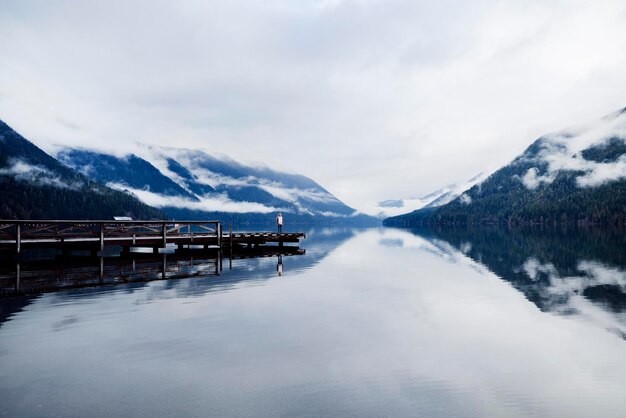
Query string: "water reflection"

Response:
xmin=1 ymin=227 xmax=626 ymax=418
xmin=407 ymin=226 xmax=626 ymax=339
xmin=277 ymin=255 xmax=284 ymax=276
xmin=0 ymin=228 xmax=356 ymax=328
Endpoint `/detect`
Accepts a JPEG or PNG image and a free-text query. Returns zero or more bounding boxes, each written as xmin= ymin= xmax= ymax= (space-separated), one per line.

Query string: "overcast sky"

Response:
xmin=1 ymin=0 xmax=625 ymax=215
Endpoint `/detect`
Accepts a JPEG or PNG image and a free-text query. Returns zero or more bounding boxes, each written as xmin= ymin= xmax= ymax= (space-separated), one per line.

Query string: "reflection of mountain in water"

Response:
xmin=410 ymin=226 xmax=626 ymax=337
xmin=0 ymin=228 xmax=357 ymax=326
xmin=0 ymin=295 xmax=39 ymax=329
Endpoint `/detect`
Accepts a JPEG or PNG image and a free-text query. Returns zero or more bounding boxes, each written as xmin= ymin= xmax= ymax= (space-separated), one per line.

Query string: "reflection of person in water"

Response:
xmin=276 ymin=255 xmax=283 ymax=276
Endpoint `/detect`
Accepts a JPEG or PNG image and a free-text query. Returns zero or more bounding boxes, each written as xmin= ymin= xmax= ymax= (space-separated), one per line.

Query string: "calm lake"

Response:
xmin=1 ymin=226 xmax=625 ymax=417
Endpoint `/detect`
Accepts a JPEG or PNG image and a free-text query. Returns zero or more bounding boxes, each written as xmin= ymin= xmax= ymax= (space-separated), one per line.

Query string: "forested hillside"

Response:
xmin=0 ymin=120 xmax=163 ymax=220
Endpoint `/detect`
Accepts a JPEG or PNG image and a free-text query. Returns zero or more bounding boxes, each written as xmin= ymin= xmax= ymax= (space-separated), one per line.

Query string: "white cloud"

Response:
xmin=521 ymin=167 xmax=556 ymax=190
xmin=0 ymin=158 xmax=83 ymax=190
xmin=257 ymin=182 xmax=340 ymax=205
xmin=459 ymin=193 xmax=472 ymax=204
xmin=518 ymin=112 xmax=626 ymax=189
xmin=518 ymin=257 xmax=626 ymax=336
xmin=576 ymin=157 xmax=626 ymax=187
xmin=106 ymin=182 xmax=281 ymax=214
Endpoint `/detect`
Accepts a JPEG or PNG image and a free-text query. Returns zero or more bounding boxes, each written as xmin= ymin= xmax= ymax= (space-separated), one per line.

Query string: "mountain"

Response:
xmin=57 ymin=150 xmax=198 ymax=200
xmin=385 ymin=107 xmax=626 ymax=227
xmin=58 ymin=146 xmax=378 ymax=225
xmin=0 ymin=120 xmax=164 ymax=220
xmin=375 ymin=173 xmax=485 ymax=218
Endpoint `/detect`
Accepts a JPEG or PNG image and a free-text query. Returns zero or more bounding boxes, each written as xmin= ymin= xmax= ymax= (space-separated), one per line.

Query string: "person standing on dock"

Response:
xmin=276 ymin=212 xmax=283 ymax=233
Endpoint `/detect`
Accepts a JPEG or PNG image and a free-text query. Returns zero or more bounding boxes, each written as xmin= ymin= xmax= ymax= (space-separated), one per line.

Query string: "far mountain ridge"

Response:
xmin=375 ymin=173 xmax=486 ymax=218
xmin=57 ymin=144 xmax=378 ymax=225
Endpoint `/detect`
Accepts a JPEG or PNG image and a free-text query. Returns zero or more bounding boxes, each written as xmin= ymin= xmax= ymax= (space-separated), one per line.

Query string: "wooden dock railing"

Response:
xmin=0 ymin=220 xmax=305 ymax=259
xmin=0 ymin=220 xmax=222 ymax=256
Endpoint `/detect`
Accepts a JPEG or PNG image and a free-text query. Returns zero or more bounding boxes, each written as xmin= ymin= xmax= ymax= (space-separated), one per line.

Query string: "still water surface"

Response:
xmin=1 ymin=227 xmax=625 ymax=417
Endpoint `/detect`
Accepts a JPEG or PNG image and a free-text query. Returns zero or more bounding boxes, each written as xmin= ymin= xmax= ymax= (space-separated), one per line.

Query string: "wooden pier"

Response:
xmin=0 ymin=220 xmax=306 ymax=259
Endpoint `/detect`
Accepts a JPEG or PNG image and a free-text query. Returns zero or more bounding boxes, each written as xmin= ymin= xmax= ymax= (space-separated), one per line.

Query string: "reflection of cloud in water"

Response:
xmin=521 ymin=258 xmax=558 ymax=282
xmin=406 ymin=226 xmax=626 ymax=341
xmin=376 ymin=230 xmax=491 ymax=276
xmin=518 ymin=258 xmax=626 ymax=338
xmin=378 ymin=238 xmax=403 ymax=248
xmin=123 ymin=227 xmax=358 ymax=305
xmin=52 ymin=315 xmax=79 ymax=332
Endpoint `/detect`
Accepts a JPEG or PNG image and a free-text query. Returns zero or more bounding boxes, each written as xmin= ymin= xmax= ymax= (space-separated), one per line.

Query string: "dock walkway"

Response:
xmin=0 ymin=220 xmax=305 ymax=258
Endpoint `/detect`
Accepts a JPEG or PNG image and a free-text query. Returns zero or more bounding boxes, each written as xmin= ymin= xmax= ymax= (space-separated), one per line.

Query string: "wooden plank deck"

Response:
xmin=0 ymin=220 xmax=306 ymax=258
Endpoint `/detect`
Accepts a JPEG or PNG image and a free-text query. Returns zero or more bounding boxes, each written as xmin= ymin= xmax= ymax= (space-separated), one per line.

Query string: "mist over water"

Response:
xmin=1 ymin=227 xmax=625 ymax=417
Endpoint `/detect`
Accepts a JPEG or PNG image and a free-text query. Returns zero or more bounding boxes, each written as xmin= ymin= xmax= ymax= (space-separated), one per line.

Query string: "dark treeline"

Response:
xmin=385 ymin=177 xmax=626 ymax=227
xmin=0 ymin=177 xmax=163 ymax=220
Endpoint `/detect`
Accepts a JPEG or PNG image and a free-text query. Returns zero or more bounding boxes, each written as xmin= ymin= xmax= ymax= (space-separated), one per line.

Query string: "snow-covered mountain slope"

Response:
xmin=58 ymin=145 xmax=368 ymax=221
xmin=375 ymin=173 xmax=485 ymax=218
xmin=385 ymin=107 xmax=626 ymax=226
xmin=57 ymin=149 xmax=199 ymax=200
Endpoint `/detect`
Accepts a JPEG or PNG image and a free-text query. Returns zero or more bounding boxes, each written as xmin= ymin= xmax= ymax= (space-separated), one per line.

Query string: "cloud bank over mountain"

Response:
xmin=516 ymin=109 xmax=626 ymax=189
xmin=58 ymin=145 xmax=368 ymax=220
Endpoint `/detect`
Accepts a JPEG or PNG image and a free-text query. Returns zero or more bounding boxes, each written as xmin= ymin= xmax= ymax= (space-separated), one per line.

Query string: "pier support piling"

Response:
xmin=162 ymin=254 xmax=167 ymax=280
xmin=15 ymin=262 xmax=20 ymax=292
xmin=15 ymin=223 xmax=21 ymax=257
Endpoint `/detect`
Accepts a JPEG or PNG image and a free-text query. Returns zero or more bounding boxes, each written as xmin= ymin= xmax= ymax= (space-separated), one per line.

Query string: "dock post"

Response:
xmin=162 ymin=222 xmax=167 ymax=250
xmin=15 ymin=262 xmax=20 ymax=292
xmin=229 ymin=224 xmax=233 ymax=269
xmin=162 ymin=254 xmax=167 ymax=280
xmin=217 ymin=222 xmax=222 ymax=248
xmin=15 ymin=223 xmax=21 ymax=257
xmin=99 ymin=256 xmax=104 ymax=283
